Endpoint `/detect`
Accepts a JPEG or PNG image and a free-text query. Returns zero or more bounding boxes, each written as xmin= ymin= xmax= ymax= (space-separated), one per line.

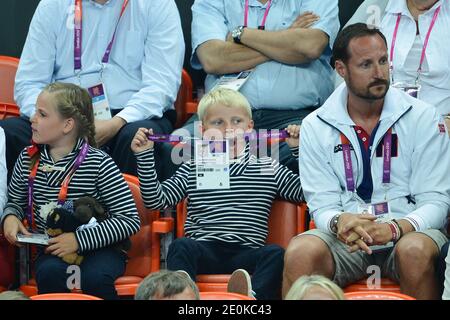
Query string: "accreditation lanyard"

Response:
xmin=390 ymin=6 xmax=441 ymax=84
xmin=340 ymin=129 xmax=392 ymax=193
xmin=74 ymin=0 xmax=130 ymax=73
xmin=244 ymin=0 xmax=273 ymax=30
xmin=147 ymin=130 xmax=289 ymax=144
xmin=26 ymin=142 xmax=89 ymax=231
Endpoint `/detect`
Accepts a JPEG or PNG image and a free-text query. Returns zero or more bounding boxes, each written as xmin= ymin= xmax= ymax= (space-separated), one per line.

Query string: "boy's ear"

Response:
xmin=247 ymin=119 xmax=254 ymax=131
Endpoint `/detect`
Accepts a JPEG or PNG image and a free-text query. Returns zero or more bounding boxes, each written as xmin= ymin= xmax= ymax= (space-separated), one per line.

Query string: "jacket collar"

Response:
xmin=317 ymin=83 xmax=413 ymax=129
xmin=41 ymin=138 xmax=86 ymax=165
xmin=386 ymin=0 xmax=442 ymax=15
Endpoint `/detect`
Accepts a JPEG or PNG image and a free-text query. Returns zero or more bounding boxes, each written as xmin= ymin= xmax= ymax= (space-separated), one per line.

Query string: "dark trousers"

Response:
xmin=0 ymin=111 xmax=175 ymax=181
xmin=167 ymin=237 xmax=284 ymax=300
xmin=35 ymin=247 xmax=126 ymax=300
xmin=437 ymin=240 xmax=449 ymax=298
xmin=161 ymin=108 xmax=315 ymax=178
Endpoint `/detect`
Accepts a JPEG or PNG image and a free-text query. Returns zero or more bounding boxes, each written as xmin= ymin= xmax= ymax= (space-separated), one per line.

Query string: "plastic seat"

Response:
xmin=20 ymin=174 xmax=173 ymax=298
xmin=345 ymin=290 xmax=415 ymax=300
xmin=176 ymin=199 xmax=308 ymax=292
xmin=174 ymin=69 xmax=198 ymax=128
xmin=344 ymin=278 xmax=400 ymax=293
xmin=199 ymin=292 xmax=255 ymax=300
xmin=30 ymin=293 xmax=103 ymax=300
xmin=0 ymin=102 xmax=20 ymax=119
xmin=0 ymin=55 xmax=19 ymax=105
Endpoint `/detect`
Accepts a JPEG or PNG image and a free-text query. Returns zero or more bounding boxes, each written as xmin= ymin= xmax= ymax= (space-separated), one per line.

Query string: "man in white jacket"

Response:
xmin=283 ymin=23 xmax=450 ymax=300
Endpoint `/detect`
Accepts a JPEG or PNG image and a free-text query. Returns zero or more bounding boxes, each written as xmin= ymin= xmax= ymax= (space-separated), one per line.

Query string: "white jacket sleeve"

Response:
xmin=299 ymin=118 xmax=342 ymax=232
xmin=444 ymin=245 xmax=450 ymax=300
xmin=405 ymin=110 xmax=450 ymax=231
xmin=0 ymin=129 xmax=7 ymax=214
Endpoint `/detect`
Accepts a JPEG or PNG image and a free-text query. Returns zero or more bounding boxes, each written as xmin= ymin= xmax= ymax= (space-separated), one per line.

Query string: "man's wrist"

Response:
xmin=112 ymin=116 xmax=127 ymax=130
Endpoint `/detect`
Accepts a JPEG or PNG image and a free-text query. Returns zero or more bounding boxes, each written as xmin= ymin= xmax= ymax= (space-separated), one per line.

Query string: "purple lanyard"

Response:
xmin=74 ymin=0 xmax=130 ymax=72
xmin=26 ymin=142 xmax=89 ymax=230
xmin=390 ymin=6 xmax=441 ymax=81
xmin=147 ymin=130 xmax=289 ymax=143
xmin=244 ymin=0 xmax=273 ymax=30
xmin=340 ymin=129 xmax=392 ymax=192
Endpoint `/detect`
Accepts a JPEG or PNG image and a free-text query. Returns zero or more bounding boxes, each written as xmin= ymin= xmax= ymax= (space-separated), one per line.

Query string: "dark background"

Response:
xmin=0 ymin=0 xmax=364 ymax=95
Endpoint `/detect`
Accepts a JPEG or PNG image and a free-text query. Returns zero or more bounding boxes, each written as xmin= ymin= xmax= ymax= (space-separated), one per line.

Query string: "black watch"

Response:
xmin=232 ymin=25 xmax=246 ymax=44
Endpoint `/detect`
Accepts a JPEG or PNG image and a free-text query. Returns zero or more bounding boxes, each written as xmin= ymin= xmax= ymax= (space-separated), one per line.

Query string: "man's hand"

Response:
xmin=289 ymin=12 xmax=320 ymax=29
xmin=95 ymin=116 xmax=127 ymax=147
xmin=46 ymin=232 xmax=79 ymax=257
xmin=285 ymin=124 xmax=300 ymax=148
xmin=2 ymin=215 xmax=31 ymax=246
xmin=336 ymin=213 xmax=377 ymax=254
xmin=131 ymin=128 xmax=154 ymax=153
xmin=345 ymin=222 xmax=393 ymax=253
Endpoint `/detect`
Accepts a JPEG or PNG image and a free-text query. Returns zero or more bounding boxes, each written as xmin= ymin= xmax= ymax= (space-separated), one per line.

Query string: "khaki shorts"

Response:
xmin=298 ymin=228 xmax=448 ymax=288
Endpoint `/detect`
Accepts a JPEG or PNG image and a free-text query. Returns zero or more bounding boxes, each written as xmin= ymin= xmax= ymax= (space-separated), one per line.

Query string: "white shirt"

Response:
xmin=299 ymin=84 xmax=450 ymax=233
xmin=0 ymin=128 xmax=7 ymax=214
xmin=14 ymin=0 xmax=185 ymax=122
xmin=381 ymin=0 xmax=450 ymax=115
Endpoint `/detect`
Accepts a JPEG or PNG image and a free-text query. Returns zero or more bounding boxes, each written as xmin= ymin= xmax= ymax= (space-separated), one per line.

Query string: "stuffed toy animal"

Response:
xmin=45 ymin=197 xmax=131 ymax=265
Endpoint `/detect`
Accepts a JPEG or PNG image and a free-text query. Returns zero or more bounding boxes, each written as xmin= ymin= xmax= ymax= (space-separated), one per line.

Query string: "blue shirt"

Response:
xmin=15 ymin=0 xmax=185 ymax=122
xmin=191 ymin=0 xmax=340 ymax=110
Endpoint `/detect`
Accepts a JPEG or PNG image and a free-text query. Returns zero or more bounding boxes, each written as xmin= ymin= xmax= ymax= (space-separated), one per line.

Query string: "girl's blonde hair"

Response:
xmin=285 ymin=275 xmax=346 ymax=300
xmin=42 ymin=82 xmax=96 ymax=147
xmin=197 ymin=88 xmax=252 ymax=121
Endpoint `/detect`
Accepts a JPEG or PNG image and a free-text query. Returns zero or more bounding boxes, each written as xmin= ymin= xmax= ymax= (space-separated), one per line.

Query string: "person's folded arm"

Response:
xmin=14 ymin=1 xmax=60 ymax=118
xmin=116 ymin=0 xmax=185 ymax=123
xmin=239 ymin=27 xmax=329 ymax=65
xmin=196 ymin=40 xmax=270 ymax=75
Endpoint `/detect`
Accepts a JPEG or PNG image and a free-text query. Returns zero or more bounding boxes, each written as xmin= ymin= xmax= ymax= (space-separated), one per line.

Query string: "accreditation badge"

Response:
xmin=213 ymin=69 xmax=253 ymax=91
xmin=392 ymin=82 xmax=421 ymax=98
xmin=87 ymin=83 xmax=112 ymax=120
xmin=195 ymin=140 xmax=230 ymax=190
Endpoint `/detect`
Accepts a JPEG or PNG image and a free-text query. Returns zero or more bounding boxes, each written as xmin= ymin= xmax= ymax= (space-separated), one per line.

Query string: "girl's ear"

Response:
xmin=63 ymin=117 xmax=75 ymax=135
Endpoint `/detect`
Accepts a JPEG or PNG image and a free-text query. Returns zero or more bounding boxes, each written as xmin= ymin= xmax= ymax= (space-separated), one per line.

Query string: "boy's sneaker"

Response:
xmin=227 ymin=269 xmax=253 ymax=297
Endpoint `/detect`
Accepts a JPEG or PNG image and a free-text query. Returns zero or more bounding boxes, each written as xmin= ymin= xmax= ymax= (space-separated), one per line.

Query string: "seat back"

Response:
xmin=122 ymin=174 xmax=160 ymax=277
xmin=174 ymin=69 xmax=197 ymax=128
xmin=0 ymin=56 xmax=19 ymax=105
xmin=30 ymin=293 xmax=102 ymax=300
xmin=199 ymin=292 xmax=254 ymax=300
xmin=0 ymin=102 xmax=20 ymax=120
xmin=177 ymin=199 xmax=307 ymax=249
xmin=345 ymin=290 xmax=415 ymax=300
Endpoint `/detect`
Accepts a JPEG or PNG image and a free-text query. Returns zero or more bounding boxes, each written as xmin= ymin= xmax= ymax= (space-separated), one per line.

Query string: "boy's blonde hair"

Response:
xmin=197 ymin=88 xmax=252 ymax=122
xmin=42 ymin=82 xmax=96 ymax=147
xmin=285 ymin=275 xmax=345 ymax=300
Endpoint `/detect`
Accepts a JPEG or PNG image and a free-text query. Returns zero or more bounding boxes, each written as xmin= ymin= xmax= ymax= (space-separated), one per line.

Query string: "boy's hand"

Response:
xmin=131 ymin=128 xmax=154 ymax=153
xmin=285 ymin=124 xmax=300 ymax=148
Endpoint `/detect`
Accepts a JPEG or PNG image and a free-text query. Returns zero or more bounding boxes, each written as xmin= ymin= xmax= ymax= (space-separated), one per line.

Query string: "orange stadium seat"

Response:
xmin=176 ymin=199 xmax=308 ymax=292
xmin=345 ymin=290 xmax=415 ymax=300
xmin=30 ymin=293 xmax=102 ymax=300
xmin=199 ymin=291 xmax=255 ymax=300
xmin=174 ymin=69 xmax=198 ymax=128
xmin=0 ymin=55 xmax=19 ymax=105
xmin=20 ymin=174 xmax=173 ymax=298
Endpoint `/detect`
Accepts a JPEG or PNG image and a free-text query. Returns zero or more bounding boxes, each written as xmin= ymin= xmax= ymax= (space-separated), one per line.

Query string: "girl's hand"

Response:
xmin=46 ymin=232 xmax=79 ymax=257
xmin=131 ymin=128 xmax=154 ymax=153
xmin=3 ymin=215 xmax=31 ymax=246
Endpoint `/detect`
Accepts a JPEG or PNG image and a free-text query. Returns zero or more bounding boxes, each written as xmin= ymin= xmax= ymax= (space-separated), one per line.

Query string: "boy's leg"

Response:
xmin=230 ymin=244 xmax=285 ymax=300
xmin=35 ymin=253 xmax=71 ymax=294
xmin=167 ymin=238 xmax=235 ymax=281
xmin=80 ymin=247 xmax=127 ymax=300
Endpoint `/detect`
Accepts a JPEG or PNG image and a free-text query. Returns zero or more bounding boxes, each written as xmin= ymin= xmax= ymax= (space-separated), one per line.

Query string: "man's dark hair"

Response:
xmin=332 ymin=23 xmax=387 ymax=64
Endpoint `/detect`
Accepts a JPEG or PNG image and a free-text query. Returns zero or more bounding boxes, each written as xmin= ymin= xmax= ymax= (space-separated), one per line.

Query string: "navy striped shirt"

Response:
xmin=136 ymin=145 xmax=303 ymax=248
xmin=2 ymin=139 xmax=140 ymax=253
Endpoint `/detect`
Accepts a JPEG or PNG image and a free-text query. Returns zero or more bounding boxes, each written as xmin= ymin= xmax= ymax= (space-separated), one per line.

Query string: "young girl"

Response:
xmin=0 ymin=83 xmax=140 ymax=299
